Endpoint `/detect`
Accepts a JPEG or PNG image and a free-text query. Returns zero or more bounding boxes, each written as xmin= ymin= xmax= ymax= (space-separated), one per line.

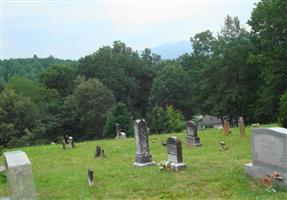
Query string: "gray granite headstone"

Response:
xmin=3 ymin=150 xmax=36 ymax=200
xmin=244 ymin=128 xmax=287 ymax=186
xmin=134 ymin=119 xmax=155 ymax=167
xmin=166 ymin=137 xmax=186 ymax=171
xmin=186 ymin=121 xmax=201 ymax=146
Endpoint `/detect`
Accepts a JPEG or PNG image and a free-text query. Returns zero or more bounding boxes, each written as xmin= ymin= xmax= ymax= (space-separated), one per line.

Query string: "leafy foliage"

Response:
xmin=103 ymin=102 xmax=133 ymax=138
xmin=149 ymin=63 xmax=191 ymax=117
xmin=147 ymin=105 xmax=184 ymax=134
xmin=249 ymin=0 xmax=287 ymax=122
xmin=278 ymin=91 xmax=287 ymax=128
xmin=64 ymin=78 xmax=115 ymax=140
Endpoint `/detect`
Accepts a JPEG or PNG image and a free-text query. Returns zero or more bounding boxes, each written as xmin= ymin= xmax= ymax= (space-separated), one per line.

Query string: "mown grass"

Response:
xmin=1 ymin=125 xmax=287 ymax=199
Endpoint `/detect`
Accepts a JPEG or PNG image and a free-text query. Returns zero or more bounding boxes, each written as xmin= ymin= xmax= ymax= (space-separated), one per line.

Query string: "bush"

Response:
xmin=103 ymin=103 xmax=133 ymax=137
xmin=147 ymin=105 xmax=185 ymax=134
xmin=147 ymin=106 xmax=168 ymax=134
xmin=165 ymin=105 xmax=185 ymax=132
xmin=278 ymin=91 xmax=287 ymax=128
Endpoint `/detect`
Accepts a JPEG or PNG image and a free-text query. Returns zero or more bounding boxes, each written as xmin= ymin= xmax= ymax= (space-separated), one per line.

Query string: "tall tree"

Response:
xmin=249 ymin=0 xmax=287 ymax=122
xmin=39 ymin=64 xmax=77 ymax=97
xmin=64 ymin=78 xmax=115 ymax=139
xmin=149 ymin=63 xmax=192 ymax=117
xmin=78 ymin=41 xmax=160 ymax=117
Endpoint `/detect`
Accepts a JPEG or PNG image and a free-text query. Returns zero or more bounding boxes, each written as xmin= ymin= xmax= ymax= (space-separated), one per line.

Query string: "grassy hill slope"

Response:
xmin=1 ymin=126 xmax=286 ymax=199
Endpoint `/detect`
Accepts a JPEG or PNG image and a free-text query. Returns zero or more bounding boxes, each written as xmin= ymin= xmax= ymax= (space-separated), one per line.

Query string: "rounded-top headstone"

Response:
xmin=186 ymin=120 xmax=197 ymax=137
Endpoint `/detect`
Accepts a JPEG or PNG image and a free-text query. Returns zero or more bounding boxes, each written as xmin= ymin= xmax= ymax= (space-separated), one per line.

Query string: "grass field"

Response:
xmin=1 ymin=125 xmax=286 ymax=199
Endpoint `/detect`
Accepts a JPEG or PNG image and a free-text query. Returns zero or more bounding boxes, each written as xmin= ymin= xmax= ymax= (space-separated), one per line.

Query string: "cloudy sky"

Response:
xmin=1 ymin=0 xmax=258 ymax=60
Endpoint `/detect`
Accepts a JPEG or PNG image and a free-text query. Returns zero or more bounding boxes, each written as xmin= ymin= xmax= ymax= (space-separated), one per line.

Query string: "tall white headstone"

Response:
xmin=3 ymin=150 xmax=36 ymax=200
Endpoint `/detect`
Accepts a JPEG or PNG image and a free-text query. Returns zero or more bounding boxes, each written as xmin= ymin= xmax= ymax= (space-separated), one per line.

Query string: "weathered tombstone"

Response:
xmin=95 ymin=146 xmax=102 ymax=157
xmin=62 ymin=135 xmax=75 ymax=149
xmin=244 ymin=128 xmax=287 ymax=186
xmin=166 ymin=137 xmax=186 ymax=171
xmin=186 ymin=120 xmax=201 ymax=146
xmin=115 ymin=123 xmax=121 ymax=138
xmin=223 ymin=120 xmax=230 ymax=136
xmin=3 ymin=150 xmax=36 ymax=200
xmin=134 ymin=119 xmax=155 ymax=167
xmin=239 ymin=116 xmax=245 ymax=138
xmin=87 ymin=169 xmax=94 ymax=186
xmin=115 ymin=123 xmax=126 ymax=139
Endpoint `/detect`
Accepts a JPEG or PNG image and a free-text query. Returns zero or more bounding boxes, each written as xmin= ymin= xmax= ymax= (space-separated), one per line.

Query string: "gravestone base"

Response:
xmin=134 ymin=154 xmax=155 ymax=167
xmin=170 ymin=162 xmax=187 ymax=172
xmin=134 ymin=161 xmax=156 ymax=167
xmin=244 ymin=163 xmax=287 ymax=186
xmin=135 ymin=154 xmax=153 ymax=163
xmin=186 ymin=136 xmax=201 ymax=146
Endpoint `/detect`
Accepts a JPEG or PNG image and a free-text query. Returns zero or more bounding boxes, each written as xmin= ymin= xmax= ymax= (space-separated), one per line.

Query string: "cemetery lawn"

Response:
xmin=1 ymin=125 xmax=287 ymax=200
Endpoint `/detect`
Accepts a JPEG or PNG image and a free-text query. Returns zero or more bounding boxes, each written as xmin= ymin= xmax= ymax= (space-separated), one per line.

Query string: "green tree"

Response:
xmin=0 ymin=89 xmax=38 ymax=147
xmin=249 ymin=0 xmax=287 ymax=122
xmin=103 ymin=102 xmax=133 ymax=138
xmin=146 ymin=105 xmax=184 ymax=134
xmin=149 ymin=63 xmax=191 ymax=117
xmin=146 ymin=106 xmax=168 ymax=134
xmin=39 ymin=64 xmax=77 ymax=97
xmin=78 ymin=41 xmax=160 ymax=117
xmin=64 ymin=78 xmax=115 ymax=139
xmin=165 ymin=105 xmax=185 ymax=133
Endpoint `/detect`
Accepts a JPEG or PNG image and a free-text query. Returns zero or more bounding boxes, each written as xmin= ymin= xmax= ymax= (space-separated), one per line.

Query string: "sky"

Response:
xmin=1 ymin=0 xmax=259 ymax=60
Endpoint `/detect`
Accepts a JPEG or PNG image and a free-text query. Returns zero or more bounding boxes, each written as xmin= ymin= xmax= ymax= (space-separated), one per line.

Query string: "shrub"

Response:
xmin=165 ymin=105 xmax=185 ymax=132
xmin=147 ymin=105 xmax=185 ymax=134
xmin=147 ymin=106 xmax=168 ymax=134
xmin=103 ymin=103 xmax=133 ymax=137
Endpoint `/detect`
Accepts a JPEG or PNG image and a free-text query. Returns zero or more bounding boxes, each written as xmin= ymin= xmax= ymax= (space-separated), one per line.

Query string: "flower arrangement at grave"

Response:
xmin=158 ymin=161 xmax=172 ymax=171
xmin=261 ymin=172 xmax=284 ymax=192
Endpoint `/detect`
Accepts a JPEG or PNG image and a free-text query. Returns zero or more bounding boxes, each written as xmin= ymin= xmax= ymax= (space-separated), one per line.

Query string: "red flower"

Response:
xmin=262 ymin=176 xmax=272 ymax=187
xmin=271 ymin=172 xmax=280 ymax=178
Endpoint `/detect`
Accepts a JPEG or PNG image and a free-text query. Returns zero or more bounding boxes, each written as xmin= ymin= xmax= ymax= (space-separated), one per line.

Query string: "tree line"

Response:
xmin=0 ymin=0 xmax=286 ymax=147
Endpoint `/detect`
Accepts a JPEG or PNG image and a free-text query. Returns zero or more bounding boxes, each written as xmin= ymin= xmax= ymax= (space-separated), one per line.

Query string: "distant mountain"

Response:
xmin=151 ymin=41 xmax=192 ymax=60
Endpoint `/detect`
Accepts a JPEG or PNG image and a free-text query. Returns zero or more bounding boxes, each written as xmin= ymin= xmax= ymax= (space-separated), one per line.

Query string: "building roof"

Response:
xmin=200 ymin=115 xmax=222 ymax=126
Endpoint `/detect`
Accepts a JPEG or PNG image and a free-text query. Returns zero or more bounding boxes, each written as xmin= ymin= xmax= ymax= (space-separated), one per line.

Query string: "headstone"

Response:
xmin=87 ymin=169 xmax=94 ymax=186
xmin=186 ymin=121 xmax=201 ymax=146
xmin=115 ymin=123 xmax=121 ymax=138
xmin=223 ymin=120 xmax=230 ymax=136
xmin=3 ymin=150 xmax=36 ymax=200
xmin=95 ymin=146 xmax=102 ymax=157
xmin=115 ymin=123 xmax=126 ymax=139
xmin=134 ymin=119 xmax=155 ymax=167
xmin=239 ymin=116 xmax=245 ymax=138
xmin=244 ymin=128 xmax=287 ymax=186
xmin=62 ymin=135 xmax=75 ymax=149
xmin=166 ymin=137 xmax=186 ymax=171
